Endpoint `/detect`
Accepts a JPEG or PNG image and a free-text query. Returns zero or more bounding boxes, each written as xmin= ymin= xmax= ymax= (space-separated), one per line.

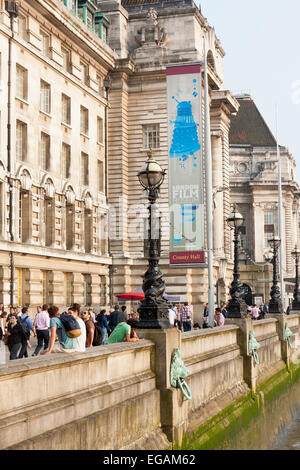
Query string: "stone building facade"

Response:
xmin=0 ymin=0 xmax=244 ymax=319
xmin=0 ymin=0 xmax=115 ymax=309
xmin=229 ymin=94 xmax=300 ymax=309
xmin=102 ymin=0 xmax=239 ymax=318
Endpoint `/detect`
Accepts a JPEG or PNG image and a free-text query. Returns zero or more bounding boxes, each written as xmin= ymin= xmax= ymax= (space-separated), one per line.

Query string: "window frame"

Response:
xmin=16 ymin=64 xmax=28 ymax=101
xmin=142 ymin=124 xmax=160 ymax=150
xmin=40 ymin=80 xmax=51 ymax=115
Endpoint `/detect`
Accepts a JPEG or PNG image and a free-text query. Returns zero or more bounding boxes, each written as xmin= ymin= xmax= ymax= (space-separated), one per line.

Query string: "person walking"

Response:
xmin=202 ymin=303 xmax=209 ymax=328
xmin=32 ymin=305 xmax=50 ymax=356
xmin=19 ymin=307 xmax=34 ymax=358
xmin=180 ymin=302 xmax=193 ymax=332
xmin=96 ymin=309 xmax=111 ymax=344
xmin=251 ymin=304 xmax=260 ymax=321
xmin=168 ymin=304 xmax=177 ymax=328
xmin=221 ymin=302 xmax=228 ymax=319
xmin=215 ymin=308 xmax=225 ymax=327
xmin=259 ymin=302 xmax=268 ymax=320
xmin=0 ymin=312 xmax=7 ymax=339
xmin=6 ymin=315 xmax=26 ymax=360
xmin=41 ymin=306 xmax=76 ymax=355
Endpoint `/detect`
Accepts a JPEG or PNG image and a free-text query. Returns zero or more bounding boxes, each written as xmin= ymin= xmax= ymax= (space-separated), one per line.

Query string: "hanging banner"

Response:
xmin=166 ymin=63 xmax=205 ymax=266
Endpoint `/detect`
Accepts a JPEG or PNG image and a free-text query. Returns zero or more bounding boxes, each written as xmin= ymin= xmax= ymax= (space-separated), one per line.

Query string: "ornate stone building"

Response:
xmin=229 ymin=94 xmax=300 ymax=308
xmin=0 ymin=0 xmax=241 ymax=318
xmin=0 ymin=0 xmax=114 ymax=309
xmin=101 ymin=0 xmax=239 ymax=317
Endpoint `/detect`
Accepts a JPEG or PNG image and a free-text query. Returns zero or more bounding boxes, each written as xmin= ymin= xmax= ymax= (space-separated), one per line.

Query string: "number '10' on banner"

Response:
xmin=166 ymin=63 xmax=205 ymax=266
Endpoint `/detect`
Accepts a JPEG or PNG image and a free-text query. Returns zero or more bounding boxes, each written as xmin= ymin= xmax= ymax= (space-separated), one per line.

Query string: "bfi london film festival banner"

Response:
xmin=166 ymin=64 xmax=205 ymax=266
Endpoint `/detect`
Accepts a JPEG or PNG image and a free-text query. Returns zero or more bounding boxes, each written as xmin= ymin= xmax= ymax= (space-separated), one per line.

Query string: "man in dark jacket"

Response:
xmin=118 ymin=305 xmax=128 ymax=324
xmin=108 ymin=305 xmax=122 ymax=332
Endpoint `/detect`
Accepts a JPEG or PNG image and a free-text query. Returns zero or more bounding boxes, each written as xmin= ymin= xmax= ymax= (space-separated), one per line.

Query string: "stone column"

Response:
xmin=211 ymin=131 xmax=224 ymax=258
xmin=27 ymin=269 xmax=43 ymax=307
xmin=226 ymin=318 xmax=259 ymax=392
xmin=137 ymin=328 xmax=190 ymax=445
xmin=0 ymin=266 xmax=11 ymax=307
xmin=253 ymin=203 xmax=265 ymax=262
xmin=50 ymin=271 xmax=65 ymax=306
xmin=90 ymin=274 xmax=101 ymax=306
xmin=72 ymin=273 xmax=84 ymax=305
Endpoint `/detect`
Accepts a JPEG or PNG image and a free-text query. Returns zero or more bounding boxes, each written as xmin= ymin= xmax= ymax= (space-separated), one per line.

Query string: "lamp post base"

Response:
xmin=269 ymin=302 xmax=282 ymax=314
xmin=138 ymin=303 xmax=171 ymax=329
xmin=226 ymin=300 xmax=248 ymax=319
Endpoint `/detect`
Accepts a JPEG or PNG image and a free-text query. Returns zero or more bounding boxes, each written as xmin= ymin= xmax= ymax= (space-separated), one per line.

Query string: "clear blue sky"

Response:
xmin=198 ymin=0 xmax=300 ymax=183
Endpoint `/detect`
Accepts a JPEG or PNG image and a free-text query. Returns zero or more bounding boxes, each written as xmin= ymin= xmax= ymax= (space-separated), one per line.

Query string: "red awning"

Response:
xmin=116 ymin=292 xmax=145 ymax=300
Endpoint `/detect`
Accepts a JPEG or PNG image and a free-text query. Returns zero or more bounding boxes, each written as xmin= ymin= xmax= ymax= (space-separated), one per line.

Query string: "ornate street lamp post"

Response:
xmin=137 ymin=154 xmax=171 ymax=329
xmin=226 ymin=204 xmax=248 ymax=318
xmin=268 ymin=235 xmax=282 ymax=313
xmin=292 ymin=246 xmax=300 ymax=310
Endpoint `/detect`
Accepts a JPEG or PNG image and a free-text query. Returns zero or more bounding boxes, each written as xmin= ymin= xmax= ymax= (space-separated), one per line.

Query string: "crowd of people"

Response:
xmin=0 ymin=299 xmax=294 ymax=362
xmin=0 ymin=303 xmax=139 ymax=361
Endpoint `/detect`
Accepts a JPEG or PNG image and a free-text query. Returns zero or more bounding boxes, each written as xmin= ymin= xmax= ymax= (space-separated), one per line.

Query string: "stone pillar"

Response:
xmin=253 ymin=203 xmax=265 ymax=262
xmin=90 ymin=274 xmax=101 ymax=306
xmin=27 ymin=269 xmax=43 ymax=307
xmin=266 ymin=313 xmax=293 ymax=369
xmin=50 ymin=271 xmax=65 ymax=306
xmin=211 ymin=132 xmax=224 ymax=258
xmin=0 ymin=266 xmax=11 ymax=307
xmin=226 ymin=318 xmax=259 ymax=392
xmin=137 ymin=328 xmax=189 ymax=445
xmin=72 ymin=273 xmax=84 ymax=305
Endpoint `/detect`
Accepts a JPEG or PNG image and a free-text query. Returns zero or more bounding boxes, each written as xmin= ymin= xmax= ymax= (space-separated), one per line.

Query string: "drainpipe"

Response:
xmin=104 ymin=74 xmax=114 ymax=307
xmin=5 ymin=1 xmax=19 ymax=308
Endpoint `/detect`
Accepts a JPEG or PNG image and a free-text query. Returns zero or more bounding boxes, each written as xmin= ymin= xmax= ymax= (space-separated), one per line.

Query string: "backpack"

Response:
xmin=60 ymin=313 xmax=82 ymax=338
xmin=93 ymin=324 xmax=103 ymax=346
xmin=20 ymin=316 xmax=30 ymax=340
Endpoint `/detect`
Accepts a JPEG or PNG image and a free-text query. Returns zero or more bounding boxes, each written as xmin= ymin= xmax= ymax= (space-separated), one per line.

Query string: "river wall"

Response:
xmin=0 ymin=313 xmax=299 ymax=450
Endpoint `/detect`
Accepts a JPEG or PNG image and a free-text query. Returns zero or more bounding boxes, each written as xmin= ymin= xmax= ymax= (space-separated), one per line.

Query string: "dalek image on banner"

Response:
xmin=170 ymin=101 xmax=200 ymax=163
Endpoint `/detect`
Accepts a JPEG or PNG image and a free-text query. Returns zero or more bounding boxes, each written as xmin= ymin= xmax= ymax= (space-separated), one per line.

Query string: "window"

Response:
xmin=142 ymin=124 xmax=160 ymax=149
xmin=62 ymin=94 xmax=71 ymax=125
xmin=40 ymin=29 xmax=50 ymax=57
xmin=264 ymin=212 xmax=275 ymax=225
xmin=97 ymin=159 xmax=104 ymax=193
xmin=264 ymin=211 xmax=276 ymax=248
xmin=44 ymin=197 xmax=54 ymax=247
xmin=96 ymin=74 xmax=103 ymax=95
xmin=41 ymin=133 xmax=51 ymax=171
xmin=80 ymin=62 xmax=89 ymax=86
xmin=40 ymin=80 xmax=51 ymax=114
xmin=80 ymin=106 xmax=89 ymax=135
xmin=97 ymin=116 xmax=104 ymax=144
xmin=62 ymin=143 xmax=71 ymax=179
xmin=61 ymin=47 xmax=71 ymax=73
xmin=16 ymin=65 xmax=28 ymax=101
xmin=16 ymin=121 xmax=27 ymax=161
xmin=81 ymin=152 xmax=89 ymax=186
xmin=17 ymin=15 xmax=27 ymax=41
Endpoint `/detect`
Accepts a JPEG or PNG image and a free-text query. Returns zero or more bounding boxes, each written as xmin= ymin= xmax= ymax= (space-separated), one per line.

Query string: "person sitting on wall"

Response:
xmin=107 ymin=318 xmax=139 ymax=345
